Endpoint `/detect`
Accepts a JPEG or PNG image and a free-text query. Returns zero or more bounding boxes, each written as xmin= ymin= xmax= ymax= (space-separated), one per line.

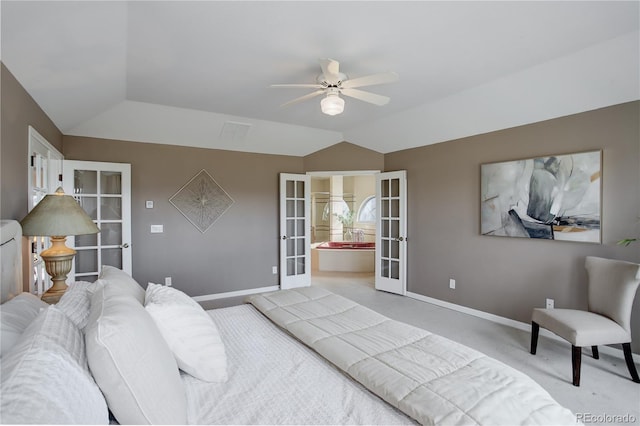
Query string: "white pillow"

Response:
xmin=0 ymin=306 xmax=108 ymax=424
xmin=56 ymin=281 xmax=92 ymax=329
xmin=0 ymin=292 xmax=47 ymax=357
xmin=145 ymin=283 xmax=228 ymax=382
xmin=85 ymin=282 xmax=188 ymax=425
xmin=97 ymin=265 xmax=145 ymax=303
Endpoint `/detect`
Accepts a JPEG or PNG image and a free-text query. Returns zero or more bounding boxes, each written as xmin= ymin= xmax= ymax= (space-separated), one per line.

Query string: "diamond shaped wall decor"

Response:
xmin=169 ymin=169 xmax=234 ymax=233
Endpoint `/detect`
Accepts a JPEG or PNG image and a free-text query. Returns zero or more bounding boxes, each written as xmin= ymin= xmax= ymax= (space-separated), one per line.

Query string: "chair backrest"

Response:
xmin=586 ymin=256 xmax=640 ymax=334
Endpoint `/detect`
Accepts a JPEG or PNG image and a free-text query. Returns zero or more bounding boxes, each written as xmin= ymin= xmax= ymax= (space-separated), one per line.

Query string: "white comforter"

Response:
xmin=182 ymin=304 xmax=413 ymax=425
xmin=247 ymin=287 xmax=579 ymax=426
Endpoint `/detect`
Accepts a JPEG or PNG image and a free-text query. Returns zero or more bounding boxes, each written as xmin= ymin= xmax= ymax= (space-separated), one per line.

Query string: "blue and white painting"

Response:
xmin=481 ymin=151 xmax=601 ymax=243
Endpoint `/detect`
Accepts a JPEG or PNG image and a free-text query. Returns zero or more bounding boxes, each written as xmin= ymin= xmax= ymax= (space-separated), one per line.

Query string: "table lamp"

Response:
xmin=20 ymin=187 xmax=100 ymax=303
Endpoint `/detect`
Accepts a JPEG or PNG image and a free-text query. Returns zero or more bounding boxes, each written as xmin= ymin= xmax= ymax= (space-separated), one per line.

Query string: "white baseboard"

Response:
xmin=406 ymin=291 xmax=640 ymax=363
xmin=192 ymin=285 xmax=279 ymax=302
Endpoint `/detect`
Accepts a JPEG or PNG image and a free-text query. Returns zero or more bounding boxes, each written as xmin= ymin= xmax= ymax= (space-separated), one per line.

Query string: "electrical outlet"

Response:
xmin=546 ymin=298 xmax=554 ymax=309
xmin=165 ymin=277 xmax=172 ymax=287
xmin=449 ymin=278 xmax=456 ymax=289
xmin=272 ymin=266 xmax=278 ymax=275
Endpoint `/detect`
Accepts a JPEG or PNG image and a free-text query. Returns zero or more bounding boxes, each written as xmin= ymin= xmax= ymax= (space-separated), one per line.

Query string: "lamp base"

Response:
xmin=41 ymin=285 xmax=68 ymax=304
xmin=40 ymin=236 xmax=76 ymax=304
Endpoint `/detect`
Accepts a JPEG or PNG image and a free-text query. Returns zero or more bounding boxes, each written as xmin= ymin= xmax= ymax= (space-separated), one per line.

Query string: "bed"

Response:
xmin=0 ymin=220 xmax=578 ymax=425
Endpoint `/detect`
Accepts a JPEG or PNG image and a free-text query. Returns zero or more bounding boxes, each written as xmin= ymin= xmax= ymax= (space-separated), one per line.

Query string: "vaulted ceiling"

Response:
xmin=1 ymin=1 xmax=638 ymax=156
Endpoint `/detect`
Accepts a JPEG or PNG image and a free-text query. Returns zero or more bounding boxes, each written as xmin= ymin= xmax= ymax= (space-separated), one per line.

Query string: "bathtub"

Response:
xmin=311 ymin=241 xmax=375 ymax=273
xmin=317 ymin=241 xmax=375 ymax=250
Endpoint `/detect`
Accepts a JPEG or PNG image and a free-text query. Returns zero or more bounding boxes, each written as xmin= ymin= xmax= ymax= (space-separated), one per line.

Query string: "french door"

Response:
xmin=63 ymin=161 xmax=132 ymax=283
xmin=27 ymin=127 xmax=63 ymax=295
xmin=375 ymin=171 xmax=407 ymax=295
xmin=279 ymin=173 xmax=311 ymax=289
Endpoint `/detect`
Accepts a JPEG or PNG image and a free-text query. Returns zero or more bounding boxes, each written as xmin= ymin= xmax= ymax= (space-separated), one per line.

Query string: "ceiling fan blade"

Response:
xmin=341 ymin=72 xmax=399 ymax=89
xmin=340 ymin=88 xmax=390 ymax=106
xmin=319 ymin=58 xmax=340 ymax=81
xmin=271 ymin=83 xmax=323 ymax=89
xmin=280 ymin=89 xmax=325 ymax=107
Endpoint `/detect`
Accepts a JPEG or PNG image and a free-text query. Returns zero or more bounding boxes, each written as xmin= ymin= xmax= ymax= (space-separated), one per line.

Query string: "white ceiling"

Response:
xmin=1 ymin=1 xmax=638 ymax=156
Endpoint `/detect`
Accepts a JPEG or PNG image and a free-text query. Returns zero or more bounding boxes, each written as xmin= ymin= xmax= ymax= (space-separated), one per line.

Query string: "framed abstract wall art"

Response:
xmin=480 ymin=150 xmax=601 ymax=243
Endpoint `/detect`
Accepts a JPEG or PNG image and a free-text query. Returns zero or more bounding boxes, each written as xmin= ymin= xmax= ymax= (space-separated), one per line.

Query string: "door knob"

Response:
xmin=121 ymin=243 xmax=130 ymax=248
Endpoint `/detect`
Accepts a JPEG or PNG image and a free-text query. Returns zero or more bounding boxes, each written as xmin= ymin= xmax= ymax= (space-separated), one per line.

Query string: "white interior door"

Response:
xmin=27 ymin=126 xmax=63 ymax=295
xmin=375 ymin=170 xmax=407 ymax=295
xmin=63 ymin=161 xmax=132 ymax=283
xmin=279 ymin=173 xmax=311 ymax=289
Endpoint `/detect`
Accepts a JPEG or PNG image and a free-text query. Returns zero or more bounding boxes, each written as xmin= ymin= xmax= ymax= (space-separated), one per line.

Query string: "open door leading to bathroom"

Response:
xmin=279 ymin=173 xmax=311 ymax=289
xmin=375 ymin=170 xmax=407 ymax=295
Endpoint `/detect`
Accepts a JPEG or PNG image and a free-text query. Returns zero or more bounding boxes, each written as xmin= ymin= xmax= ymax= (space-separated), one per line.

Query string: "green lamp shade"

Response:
xmin=20 ymin=187 xmax=100 ymax=237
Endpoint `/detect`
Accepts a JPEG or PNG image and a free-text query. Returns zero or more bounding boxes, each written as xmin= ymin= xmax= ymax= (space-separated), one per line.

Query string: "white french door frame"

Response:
xmin=27 ymin=126 xmax=63 ymax=296
xmin=279 ymin=173 xmax=311 ymax=289
xmin=63 ymin=160 xmax=132 ymax=282
xmin=375 ymin=170 xmax=407 ymax=295
xmin=306 ymin=169 xmax=408 ymax=296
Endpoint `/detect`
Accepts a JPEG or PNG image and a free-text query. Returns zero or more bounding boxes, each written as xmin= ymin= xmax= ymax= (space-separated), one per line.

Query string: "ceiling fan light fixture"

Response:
xmin=321 ymin=94 xmax=344 ymax=116
xmin=272 ymin=59 xmax=397 ymax=113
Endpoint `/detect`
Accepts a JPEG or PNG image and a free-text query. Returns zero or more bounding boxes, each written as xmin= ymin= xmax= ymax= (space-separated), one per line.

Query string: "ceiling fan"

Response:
xmin=271 ymin=58 xmax=399 ymax=116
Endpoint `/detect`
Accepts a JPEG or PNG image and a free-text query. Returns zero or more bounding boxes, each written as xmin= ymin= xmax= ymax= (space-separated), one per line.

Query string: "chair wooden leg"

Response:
xmin=530 ymin=322 xmax=539 ymax=355
xmin=572 ymin=345 xmax=582 ymax=386
xmin=622 ymin=343 xmax=640 ymax=383
xmin=591 ymin=346 xmax=599 ymax=359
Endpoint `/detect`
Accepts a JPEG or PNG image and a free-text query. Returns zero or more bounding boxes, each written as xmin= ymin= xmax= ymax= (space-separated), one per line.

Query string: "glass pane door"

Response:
xmin=375 ymin=171 xmax=407 ymax=295
xmin=64 ymin=161 xmax=131 ymax=282
xmin=280 ymin=173 xmax=311 ymax=289
xmin=27 ymin=126 xmax=63 ymax=296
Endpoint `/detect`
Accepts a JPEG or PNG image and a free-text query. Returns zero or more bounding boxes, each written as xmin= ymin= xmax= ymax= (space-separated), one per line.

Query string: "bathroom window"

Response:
xmin=322 ymin=199 xmax=350 ymax=221
xmin=357 ymin=196 xmax=376 ymax=223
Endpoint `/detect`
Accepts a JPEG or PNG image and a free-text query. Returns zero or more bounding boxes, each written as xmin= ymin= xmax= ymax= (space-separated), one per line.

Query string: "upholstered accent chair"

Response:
xmin=530 ymin=256 xmax=640 ymax=386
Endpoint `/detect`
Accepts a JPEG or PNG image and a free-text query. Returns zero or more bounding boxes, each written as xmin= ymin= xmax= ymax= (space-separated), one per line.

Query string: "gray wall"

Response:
xmin=2 ymin=63 xmax=639 ymax=353
xmin=63 ymin=136 xmax=303 ymax=296
xmin=304 ymin=141 xmax=384 ymax=172
xmin=1 ymin=63 xmax=63 ymax=220
xmin=1 ymin=63 xmax=63 ymax=291
xmin=385 ymin=101 xmax=640 ymax=351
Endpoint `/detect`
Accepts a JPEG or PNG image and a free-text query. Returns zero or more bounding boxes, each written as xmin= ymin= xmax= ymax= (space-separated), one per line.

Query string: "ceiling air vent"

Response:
xmin=220 ymin=121 xmax=252 ymax=144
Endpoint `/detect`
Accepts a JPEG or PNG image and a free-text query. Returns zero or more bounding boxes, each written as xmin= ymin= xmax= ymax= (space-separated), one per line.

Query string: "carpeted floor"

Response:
xmin=311 ymin=271 xmax=640 ymax=426
xmin=200 ymin=271 xmax=640 ymax=425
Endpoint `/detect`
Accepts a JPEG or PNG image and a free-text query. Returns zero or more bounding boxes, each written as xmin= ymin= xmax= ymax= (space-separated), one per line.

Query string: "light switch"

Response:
xmin=150 ymin=225 xmax=164 ymax=233
xmin=146 ymin=200 xmax=154 ymax=209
